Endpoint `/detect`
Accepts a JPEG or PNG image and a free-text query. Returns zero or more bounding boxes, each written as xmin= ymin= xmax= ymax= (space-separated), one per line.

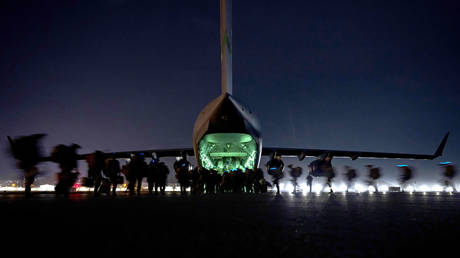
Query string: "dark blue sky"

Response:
xmin=1 ymin=0 xmax=459 ymax=185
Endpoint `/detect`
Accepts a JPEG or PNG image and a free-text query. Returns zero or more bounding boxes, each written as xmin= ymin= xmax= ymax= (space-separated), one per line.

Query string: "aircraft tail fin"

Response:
xmin=220 ymin=0 xmax=232 ymax=95
xmin=433 ymin=132 xmax=449 ymax=158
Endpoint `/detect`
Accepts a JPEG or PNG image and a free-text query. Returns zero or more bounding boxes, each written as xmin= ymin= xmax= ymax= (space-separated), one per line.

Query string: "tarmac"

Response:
xmin=2 ymin=191 xmax=459 ymax=257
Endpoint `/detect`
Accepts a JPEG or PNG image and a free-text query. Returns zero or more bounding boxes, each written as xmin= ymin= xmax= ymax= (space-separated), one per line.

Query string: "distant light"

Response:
xmin=397 ymin=165 xmax=408 ymax=167
xmin=418 ymin=185 xmax=429 ymax=192
xmin=405 ymin=185 xmax=414 ymax=193
xmin=432 ymin=185 xmax=443 ymax=192
xmin=380 ymin=185 xmax=389 ymax=192
xmin=440 ymin=162 xmax=452 ymax=165
xmin=313 ymin=184 xmax=322 ymax=193
xmin=355 ymin=183 xmax=366 ymax=193
xmin=368 ymin=185 xmax=376 ymax=193
xmin=140 ymin=153 xmax=144 ymax=156
xmin=269 ymin=167 xmax=277 ymax=170
xmin=446 ymin=186 xmax=454 ymax=192
xmin=11 ymin=183 xmax=16 ymax=187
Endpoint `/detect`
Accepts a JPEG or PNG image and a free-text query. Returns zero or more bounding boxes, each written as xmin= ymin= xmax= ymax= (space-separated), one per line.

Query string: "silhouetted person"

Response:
xmin=86 ymin=151 xmax=105 ymax=196
xmin=267 ymin=155 xmax=284 ymax=194
xmin=253 ymin=168 xmax=264 ymax=193
xmin=245 ymin=168 xmax=255 ymax=193
xmin=174 ymin=155 xmax=191 ymax=194
xmin=366 ymin=165 xmax=381 ymax=193
xmin=319 ymin=155 xmax=335 ymax=193
xmin=52 ymin=144 xmax=80 ymax=197
xmin=146 ymin=158 xmax=160 ymax=195
xmin=306 ymin=173 xmax=313 ymax=193
xmin=157 ymin=160 xmax=169 ymax=194
xmin=128 ymin=154 xmax=147 ymax=196
xmin=288 ymin=164 xmax=303 ymax=193
xmin=8 ymin=134 xmax=46 ymax=198
xmin=344 ymin=166 xmax=358 ymax=192
xmin=104 ymin=157 xmax=122 ymax=196
xmin=221 ymin=171 xmax=231 ymax=193
xmin=441 ymin=163 xmax=457 ymax=192
xmin=398 ymin=166 xmax=413 ymax=192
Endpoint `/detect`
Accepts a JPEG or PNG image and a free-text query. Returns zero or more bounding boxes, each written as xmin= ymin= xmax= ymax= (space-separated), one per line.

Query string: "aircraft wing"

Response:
xmin=58 ymin=148 xmax=195 ymax=161
xmin=262 ymin=132 xmax=449 ymax=161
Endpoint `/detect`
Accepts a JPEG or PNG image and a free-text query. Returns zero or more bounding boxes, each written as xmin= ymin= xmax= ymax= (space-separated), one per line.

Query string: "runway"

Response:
xmin=2 ymin=192 xmax=459 ymax=257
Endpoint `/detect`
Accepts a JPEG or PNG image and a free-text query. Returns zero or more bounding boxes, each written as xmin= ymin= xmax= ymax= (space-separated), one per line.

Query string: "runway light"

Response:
xmin=368 ymin=185 xmax=376 ymax=193
xmin=355 ymin=183 xmax=365 ymax=193
xmin=313 ymin=184 xmax=322 ymax=193
xmin=405 ymin=185 xmax=414 ymax=193
xmin=279 ymin=183 xmax=285 ymax=191
xmin=418 ymin=185 xmax=429 ymax=192
xmin=380 ymin=185 xmax=389 ymax=193
xmin=432 ymin=185 xmax=443 ymax=192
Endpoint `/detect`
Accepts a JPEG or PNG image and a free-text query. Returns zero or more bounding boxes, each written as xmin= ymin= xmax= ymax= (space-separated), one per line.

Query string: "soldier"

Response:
xmin=52 ymin=144 xmax=81 ymax=197
xmin=253 ymin=168 xmax=264 ymax=193
xmin=366 ymin=165 xmax=381 ymax=193
xmin=157 ymin=159 xmax=170 ymax=195
xmin=440 ymin=162 xmax=457 ymax=192
xmin=267 ymin=155 xmax=285 ymax=195
xmin=146 ymin=158 xmax=160 ymax=195
xmin=128 ymin=154 xmax=147 ymax=196
xmin=245 ymin=168 xmax=255 ymax=193
xmin=344 ymin=166 xmax=358 ymax=192
xmin=173 ymin=154 xmax=191 ymax=194
xmin=398 ymin=165 xmax=413 ymax=192
xmin=288 ymin=164 xmax=303 ymax=193
xmin=8 ymin=134 xmax=46 ymax=198
xmin=86 ymin=151 xmax=105 ymax=196
xmin=103 ymin=157 xmax=122 ymax=196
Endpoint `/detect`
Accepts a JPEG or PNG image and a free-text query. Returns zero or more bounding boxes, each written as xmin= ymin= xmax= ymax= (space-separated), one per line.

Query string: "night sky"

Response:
xmin=1 ymin=0 xmax=459 ymax=186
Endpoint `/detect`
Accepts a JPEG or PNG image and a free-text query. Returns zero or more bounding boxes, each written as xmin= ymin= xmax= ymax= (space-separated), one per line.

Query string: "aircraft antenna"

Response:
xmin=220 ymin=0 xmax=232 ymax=95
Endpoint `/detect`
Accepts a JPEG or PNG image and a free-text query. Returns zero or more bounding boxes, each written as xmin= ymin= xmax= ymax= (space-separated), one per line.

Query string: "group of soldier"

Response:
xmin=267 ymin=154 xmax=458 ymax=194
xmin=7 ymin=134 xmax=458 ymax=198
xmin=173 ymin=155 xmax=271 ymax=195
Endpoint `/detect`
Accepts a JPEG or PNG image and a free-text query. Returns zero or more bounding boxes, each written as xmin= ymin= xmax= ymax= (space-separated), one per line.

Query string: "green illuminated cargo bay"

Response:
xmin=198 ymin=133 xmax=257 ymax=173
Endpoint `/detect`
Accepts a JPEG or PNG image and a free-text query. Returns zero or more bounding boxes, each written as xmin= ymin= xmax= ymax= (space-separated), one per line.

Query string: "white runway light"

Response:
xmin=354 ymin=183 xmax=365 ymax=193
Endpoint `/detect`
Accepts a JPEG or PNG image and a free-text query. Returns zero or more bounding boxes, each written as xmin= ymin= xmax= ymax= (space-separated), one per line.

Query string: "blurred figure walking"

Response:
xmin=344 ymin=166 xmax=358 ymax=192
xmin=86 ymin=151 xmax=105 ymax=196
xmin=288 ymin=165 xmax=302 ymax=193
xmin=366 ymin=165 xmax=381 ymax=193
xmin=52 ymin=144 xmax=81 ymax=197
xmin=398 ymin=165 xmax=413 ymax=192
xmin=8 ymin=134 xmax=46 ymax=198
xmin=440 ymin=162 xmax=457 ymax=192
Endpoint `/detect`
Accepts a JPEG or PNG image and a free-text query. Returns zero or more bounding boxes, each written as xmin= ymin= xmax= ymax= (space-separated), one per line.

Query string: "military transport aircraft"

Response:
xmin=14 ymin=0 xmax=450 ymax=176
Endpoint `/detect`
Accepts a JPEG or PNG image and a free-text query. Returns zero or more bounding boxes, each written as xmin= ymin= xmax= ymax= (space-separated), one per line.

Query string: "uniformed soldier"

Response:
xmin=173 ymin=154 xmax=191 ymax=194
xmin=267 ymin=155 xmax=285 ymax=194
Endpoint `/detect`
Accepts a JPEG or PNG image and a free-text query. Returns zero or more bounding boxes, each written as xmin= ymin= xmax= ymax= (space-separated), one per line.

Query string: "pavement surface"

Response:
xmin=2 ymin=191 xmax=459 ymax=257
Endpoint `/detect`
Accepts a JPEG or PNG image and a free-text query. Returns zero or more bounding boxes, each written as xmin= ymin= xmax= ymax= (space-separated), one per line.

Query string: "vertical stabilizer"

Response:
xmin=220 ymin=0 xmax=232 ymax=95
